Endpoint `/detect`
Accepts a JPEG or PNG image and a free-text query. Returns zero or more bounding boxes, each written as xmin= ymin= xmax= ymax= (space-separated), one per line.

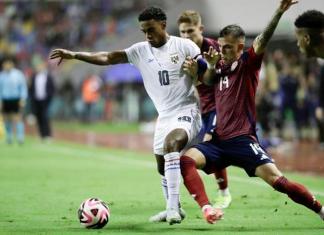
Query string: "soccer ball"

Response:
xmin=78 ymin=198 xmax=110 ymax=229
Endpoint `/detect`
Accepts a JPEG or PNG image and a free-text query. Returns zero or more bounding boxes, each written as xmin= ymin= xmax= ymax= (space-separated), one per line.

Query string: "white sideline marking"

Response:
xmin=37 ymin=144 xmax=324 ymax=197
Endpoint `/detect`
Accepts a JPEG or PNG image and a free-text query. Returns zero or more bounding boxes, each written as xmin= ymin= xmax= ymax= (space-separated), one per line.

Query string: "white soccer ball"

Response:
xmin=78 ymin=198 xmax=110 ymax=229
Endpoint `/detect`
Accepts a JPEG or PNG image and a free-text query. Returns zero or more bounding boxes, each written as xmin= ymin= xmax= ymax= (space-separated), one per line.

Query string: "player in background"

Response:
xmin=294 ymin=10 xmax=324 ymax=148
xmin=294 ymin=10 xmax=324 ymax=59
xmin=50 ymin=7 xmax=219 ymax=225
xmin=0 ymin=56 xmax=27 ymax=145
xmin=177 ymin=10 xmax=232 ymax=209
xmin=181 ymin=0 xmax=324 ymax=223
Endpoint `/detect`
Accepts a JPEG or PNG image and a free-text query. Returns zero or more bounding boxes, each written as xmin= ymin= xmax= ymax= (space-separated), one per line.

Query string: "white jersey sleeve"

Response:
xmin=181 ymin=38 xmax=201 ymax=59
xmin=124 ymin=42 xmax=145 ymax=66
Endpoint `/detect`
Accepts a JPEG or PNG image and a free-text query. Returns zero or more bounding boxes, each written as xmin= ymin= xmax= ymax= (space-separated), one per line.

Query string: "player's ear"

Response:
xmin=238 ymin=43 xmax=244 ymax=51
xmin=161 ymin=21 xmax=166 ymax=30
xmin=199 ymin=24 xmax=204 ymax=33
xmin=304 ymin=34 xmax=310 ymax=46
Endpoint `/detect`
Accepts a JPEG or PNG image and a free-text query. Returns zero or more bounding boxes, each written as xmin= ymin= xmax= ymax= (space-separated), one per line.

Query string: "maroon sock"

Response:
xmin=180 ymin=155 xmax=210 ymax=208
xmin=214 ymin=168 xmax=228 ymax=190
xmin=273 ymin=176 xmax=322 ymax=213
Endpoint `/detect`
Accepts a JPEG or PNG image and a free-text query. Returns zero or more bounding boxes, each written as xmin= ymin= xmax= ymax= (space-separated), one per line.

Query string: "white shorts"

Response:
xmin=153 ymin=106 xmax=202 ymax=156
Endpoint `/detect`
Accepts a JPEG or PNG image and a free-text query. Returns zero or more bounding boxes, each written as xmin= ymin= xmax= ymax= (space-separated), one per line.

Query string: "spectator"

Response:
xmin=29 ymin=61 xmax=55 ymax=141
xmin=81 ymin=74 xmax=101 ymax=123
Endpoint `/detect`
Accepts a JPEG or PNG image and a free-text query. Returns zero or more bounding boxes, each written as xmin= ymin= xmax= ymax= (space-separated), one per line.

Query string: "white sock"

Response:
xmin=220 ymin=188 xmax=230 ymax=197
xmin=319 ymin=207 xmax=324 ymax=220
xmin=164 ymin=152 xmax=181 ymax=211
xmin=161 ymin=176 xmax=168 ymax=207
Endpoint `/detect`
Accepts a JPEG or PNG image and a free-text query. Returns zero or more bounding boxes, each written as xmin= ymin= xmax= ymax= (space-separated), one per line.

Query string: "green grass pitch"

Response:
xmin=0 ymin=138 xmax=323 ymax=235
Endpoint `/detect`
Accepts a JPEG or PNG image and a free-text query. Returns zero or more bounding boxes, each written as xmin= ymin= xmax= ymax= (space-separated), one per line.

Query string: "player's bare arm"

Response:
xmin=253 ymin=0 xmax=298 ymax=55
xmin=201 ymin=46 xmax=221 ymax=85
xmin=49 ymin=49 xmax=128 ymax=66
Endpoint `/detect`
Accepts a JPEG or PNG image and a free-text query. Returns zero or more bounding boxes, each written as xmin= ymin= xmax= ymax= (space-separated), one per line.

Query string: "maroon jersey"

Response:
xmin=214 ymin=47 xmax=263 ymax=140
xmin=196 ymin=37 xmax=219 ymax=114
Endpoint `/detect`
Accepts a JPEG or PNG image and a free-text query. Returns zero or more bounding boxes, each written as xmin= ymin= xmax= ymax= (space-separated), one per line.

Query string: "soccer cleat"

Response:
xmin=202 ymin=205 xmax=224 ymax=224
xmin=319 ymin=207 xmax=324 ymax=221
xmin=149 ymin=208 xmax=186 ymax=223
xmin=213 ymin=193 xmax=232 ymax=209
xmin=166 ymin=208 xmax=182 ymax=225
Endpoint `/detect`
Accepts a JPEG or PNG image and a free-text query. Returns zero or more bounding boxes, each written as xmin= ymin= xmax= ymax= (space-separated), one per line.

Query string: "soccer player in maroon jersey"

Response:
xmin=181 ymin=0 xmax=324 ymax=224
xmin=177 ymin=10 xmax=232 ymax=209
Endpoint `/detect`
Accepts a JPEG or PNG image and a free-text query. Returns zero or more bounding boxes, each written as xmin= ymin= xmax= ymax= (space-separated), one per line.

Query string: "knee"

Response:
xmin=164 ymin=136 xmax=187 ymax=153
xmin=180 ymin=155 xmax=197 ymax=177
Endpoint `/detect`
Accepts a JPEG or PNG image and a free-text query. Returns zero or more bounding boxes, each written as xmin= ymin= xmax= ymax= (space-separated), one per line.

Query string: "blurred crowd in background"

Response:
xmin=0 ymin=1 xmax=323 ymax=148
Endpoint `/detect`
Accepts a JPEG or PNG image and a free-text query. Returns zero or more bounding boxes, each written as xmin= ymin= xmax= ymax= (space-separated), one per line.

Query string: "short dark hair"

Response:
xmin=138 ymin=7 xmax=167 ymax=22
xmin=220 ymin=24 xmax=245 ymax=39
xmin=294 ymin=10 xmax=324 ymax=29
xmin=2 ymin=55 xmax=15 ymax=64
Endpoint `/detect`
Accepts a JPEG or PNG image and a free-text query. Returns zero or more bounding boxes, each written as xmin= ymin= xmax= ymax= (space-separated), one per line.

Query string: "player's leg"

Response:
xmin=229 ymin=135 xmax=324 ymax=220
xmin=163 ymin=128 xmax=188 ymax=224
xmin=255 ymin=163 xmax=324 ymax=220
xmin=162 ymin=107 xmax=203 ymax=225
xmin=149 ymin=154 xmax=186 ymax=223
xmin=202 ymin=111 xmax=231 ymax=208
xmin=13 ymin=109 xmax=24 ymax=145
xmin=213 ymin=168 xmax=231 ymax=209
xmin=3 ymin=113 xmax=13 ymax=144
xmin=181 ymin=147 xmax=223 ymax=224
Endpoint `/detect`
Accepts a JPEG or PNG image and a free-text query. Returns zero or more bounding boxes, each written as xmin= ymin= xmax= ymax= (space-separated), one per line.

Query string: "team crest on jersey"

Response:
xmin=170 ymin=53 xmax=179 ymax=64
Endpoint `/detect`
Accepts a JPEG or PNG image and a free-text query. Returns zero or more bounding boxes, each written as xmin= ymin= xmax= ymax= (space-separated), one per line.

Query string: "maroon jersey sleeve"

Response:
xmin=242 ymin=47 xmax=264 ymax=71
xmin=197 ymin=37 xmax=220 ymax=114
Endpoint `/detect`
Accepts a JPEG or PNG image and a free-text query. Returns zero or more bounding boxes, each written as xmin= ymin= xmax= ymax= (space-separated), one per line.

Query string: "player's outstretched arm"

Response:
xmin=49 ymin=49 xmax=128 ymax=66
xmin=253 ymin=0 xmax=298 ymax=55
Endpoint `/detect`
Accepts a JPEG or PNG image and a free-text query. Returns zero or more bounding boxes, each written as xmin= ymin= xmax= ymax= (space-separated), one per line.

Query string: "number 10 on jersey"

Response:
xmin=158 ymin=70 xmax=170 ymax=86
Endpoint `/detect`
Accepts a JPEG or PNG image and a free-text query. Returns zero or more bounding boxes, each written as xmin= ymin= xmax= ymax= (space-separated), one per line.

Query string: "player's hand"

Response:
xmin=182 ymin=56 xmax=198 ymax=78
xmin=49 ymin=49 xmax=76 ymax=66
xmin=203 ymin=46 xmax=221 ymax=68
xmin=279 ymin=0 xmax=298 ymax=13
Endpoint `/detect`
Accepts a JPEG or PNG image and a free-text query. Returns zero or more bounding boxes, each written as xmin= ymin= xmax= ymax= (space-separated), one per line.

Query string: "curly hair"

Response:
xmin=138 ymin=7 xmax=167 ymax=22
xmin=295 ymin=10 xmax=324 ymax=29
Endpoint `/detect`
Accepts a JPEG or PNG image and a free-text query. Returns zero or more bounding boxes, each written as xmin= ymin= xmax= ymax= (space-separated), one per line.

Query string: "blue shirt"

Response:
xmin=0 ymin=68 xmax=27 ymax=100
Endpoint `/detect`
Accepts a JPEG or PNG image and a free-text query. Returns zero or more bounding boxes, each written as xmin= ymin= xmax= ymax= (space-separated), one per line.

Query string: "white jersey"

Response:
xmin=125 ymin=36 xmax=201 ymax=115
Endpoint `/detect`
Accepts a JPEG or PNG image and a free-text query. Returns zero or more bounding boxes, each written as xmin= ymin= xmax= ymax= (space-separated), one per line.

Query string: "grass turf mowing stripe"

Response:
xmin=36 ymin=143 xmax=324 ymax=197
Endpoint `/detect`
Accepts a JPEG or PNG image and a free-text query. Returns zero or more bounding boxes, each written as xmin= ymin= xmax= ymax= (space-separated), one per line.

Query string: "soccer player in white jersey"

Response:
xmin=50 ymin=7 xmax=219 ymax=225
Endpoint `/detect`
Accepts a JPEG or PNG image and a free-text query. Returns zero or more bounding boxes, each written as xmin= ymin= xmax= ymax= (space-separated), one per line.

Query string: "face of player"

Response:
xmin=218 ymin=35 xmax=244 ymax=64
xmin=2 ymin=60 xmax=14 ymax=71
xmin=178 ymin=22 xmax=203 ymax=46
xmin=140 ymin=19 xmax=167 ymax=48
xmin=295 ymin=28 xmax=312 ymax=57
